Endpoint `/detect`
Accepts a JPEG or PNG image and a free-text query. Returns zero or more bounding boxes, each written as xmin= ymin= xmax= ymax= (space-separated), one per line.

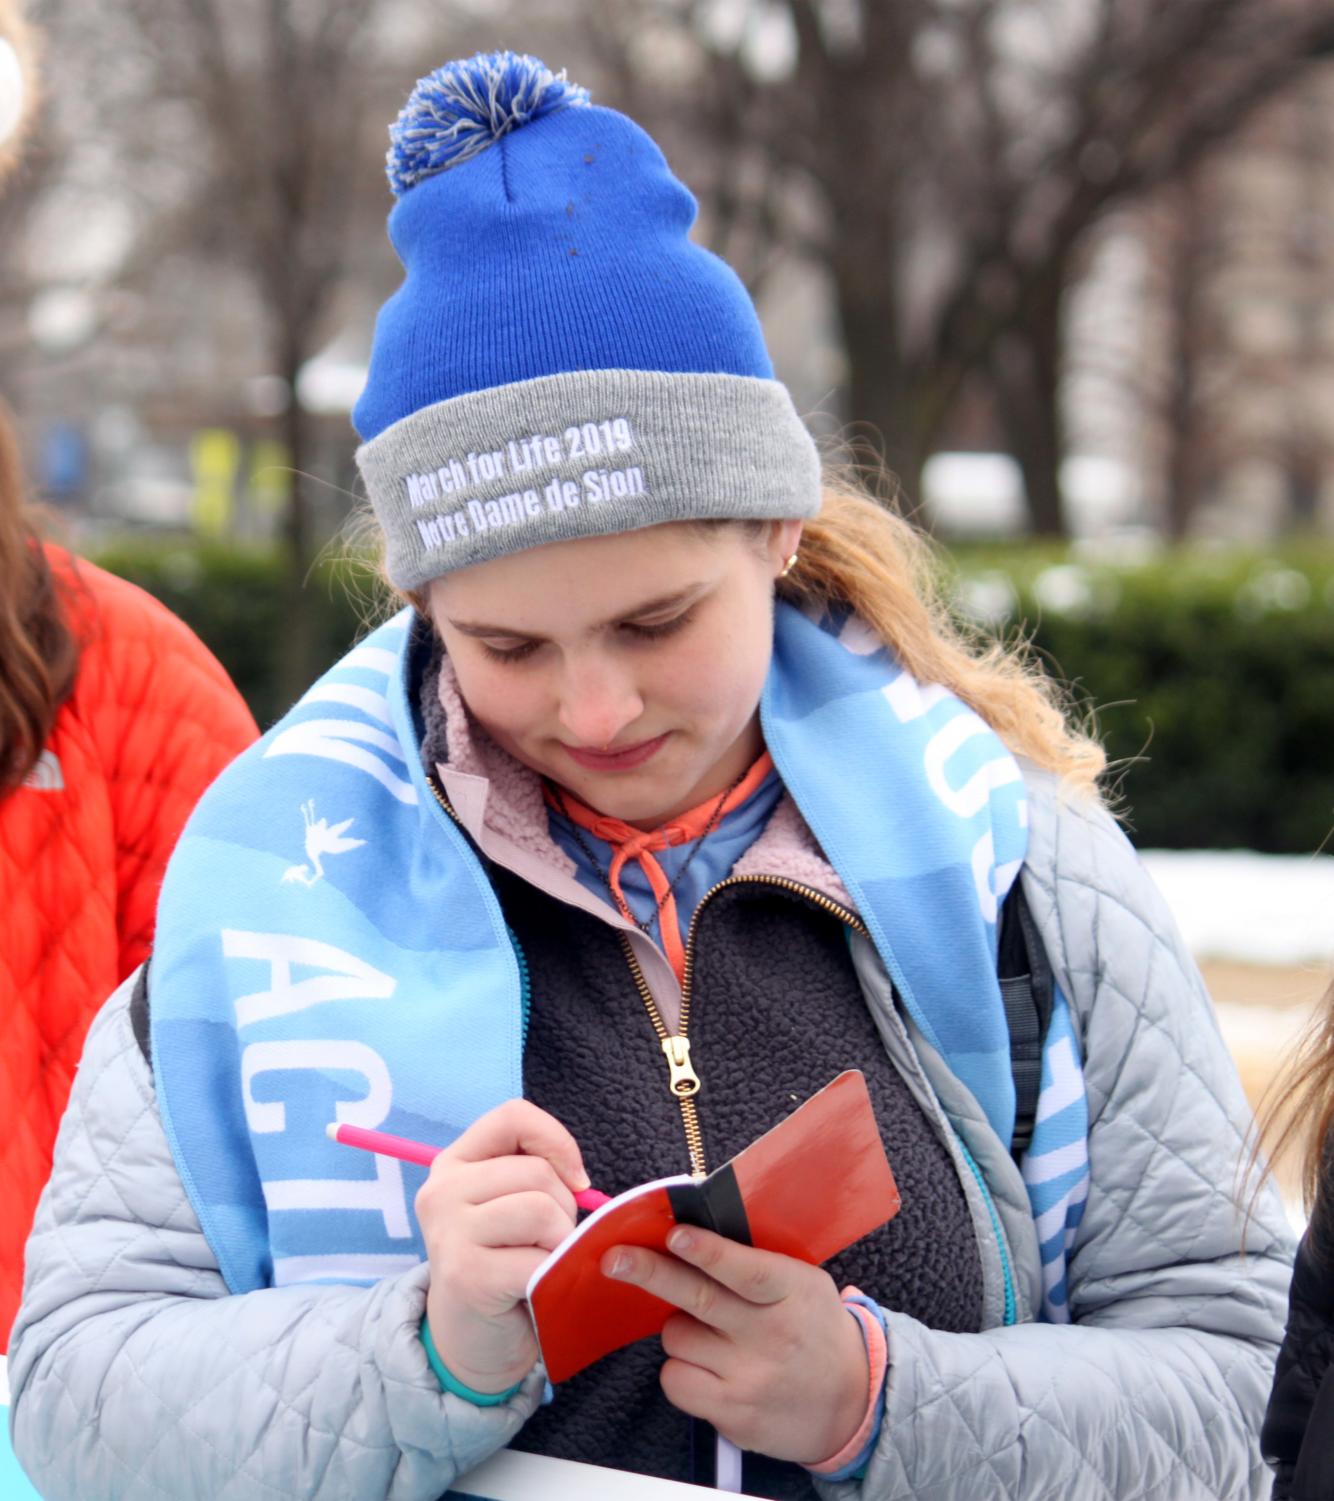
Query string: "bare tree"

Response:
xmin=14 ymin=0 xmax=1333 ymax=576
xmin=95 ymin=0 xmax=389 ymax=692
xmin=587 ymin=0 xmax=1334 ymax=533
xmin=1151 ymin=170 xmax=1227 ymax=540
xmin=971 ymin=1 xmax=1334 ymax=533
xmin=18 ymin=0 xmax=475 ymax=690
xmin=1111 ymin=63 xmax=1334 ymax=540
xmin=9 ymin=0 xmax=608 ymax=689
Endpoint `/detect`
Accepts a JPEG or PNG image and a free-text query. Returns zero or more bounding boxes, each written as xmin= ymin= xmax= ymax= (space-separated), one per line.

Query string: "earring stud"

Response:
xmin=778 ymin=552 xmax=799 ymax=580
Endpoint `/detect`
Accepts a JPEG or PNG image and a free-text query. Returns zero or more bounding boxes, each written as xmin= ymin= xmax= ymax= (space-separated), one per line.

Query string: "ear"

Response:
xmin=767 ymin=518 xmax=805 ymax=576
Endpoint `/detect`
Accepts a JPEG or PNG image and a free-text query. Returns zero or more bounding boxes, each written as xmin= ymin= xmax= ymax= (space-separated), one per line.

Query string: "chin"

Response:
xmin=570 ymin=776 xmax=678 ymax=820
xmin=573 ymin=763 xmax=704 ymax=824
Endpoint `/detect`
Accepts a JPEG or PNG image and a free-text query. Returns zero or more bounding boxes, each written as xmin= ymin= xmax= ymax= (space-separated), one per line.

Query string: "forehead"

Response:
xmin=430 ymin=523 xmax=749 ymax=628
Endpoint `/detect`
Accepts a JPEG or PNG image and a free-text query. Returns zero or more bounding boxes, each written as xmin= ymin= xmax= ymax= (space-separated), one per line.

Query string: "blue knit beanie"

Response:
xmin=353 ymin=52 xmax=820 ymax=590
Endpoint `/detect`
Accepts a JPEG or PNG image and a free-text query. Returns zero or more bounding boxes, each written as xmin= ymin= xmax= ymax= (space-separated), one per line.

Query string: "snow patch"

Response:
xmin=1141 ymin=850 xmax=1334 ymax=967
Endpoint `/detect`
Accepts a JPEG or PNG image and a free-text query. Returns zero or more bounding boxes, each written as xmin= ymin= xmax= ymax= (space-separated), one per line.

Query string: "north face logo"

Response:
xmin=23 ymin=751 xmax=64 ymax=791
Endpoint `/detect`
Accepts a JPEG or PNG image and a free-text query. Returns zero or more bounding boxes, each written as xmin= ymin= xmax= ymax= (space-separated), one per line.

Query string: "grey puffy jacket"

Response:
xmin=8 ymin=772 xmax=1295 ymax=1499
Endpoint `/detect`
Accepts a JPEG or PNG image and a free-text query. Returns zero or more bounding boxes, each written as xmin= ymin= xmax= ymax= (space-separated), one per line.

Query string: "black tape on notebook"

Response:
xmin=666 ymin=1163 xmax=752 ymax=1246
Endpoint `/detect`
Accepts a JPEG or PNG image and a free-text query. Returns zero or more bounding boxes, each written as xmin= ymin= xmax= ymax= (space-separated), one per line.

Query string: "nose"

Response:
xmin=556 ymin=652 xmax=645 ymax=748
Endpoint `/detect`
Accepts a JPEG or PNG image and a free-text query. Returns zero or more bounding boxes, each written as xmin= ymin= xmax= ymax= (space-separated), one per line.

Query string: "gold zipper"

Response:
xmin=428 ymin=769 xmax=714 ymax=1171
xmin=620 ymin=874 xmax=868 ymax=1180
xmin=429 ymin=771 xmax=867 ymax=1184
xmin=616 ymin=931 xmax=708 ymax=1176
xmin=428 ymin=772 xmax=462 ymax=825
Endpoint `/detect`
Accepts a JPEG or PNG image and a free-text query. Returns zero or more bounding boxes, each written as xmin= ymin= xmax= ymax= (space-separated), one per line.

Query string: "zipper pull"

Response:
xmin=661 ymin=1035 xmax=701 ymax=1097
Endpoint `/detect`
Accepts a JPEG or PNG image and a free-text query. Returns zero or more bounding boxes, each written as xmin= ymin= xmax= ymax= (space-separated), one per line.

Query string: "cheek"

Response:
xmin=450 ymin=656 xmax=547 ymax=740
xmin=657 ymin=615 xmax=770 ymax=724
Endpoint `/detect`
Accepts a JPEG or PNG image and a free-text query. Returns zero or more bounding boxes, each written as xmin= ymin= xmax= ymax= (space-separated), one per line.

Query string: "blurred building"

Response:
xmin=1133 ymin=63 xmax=1334 ymax=540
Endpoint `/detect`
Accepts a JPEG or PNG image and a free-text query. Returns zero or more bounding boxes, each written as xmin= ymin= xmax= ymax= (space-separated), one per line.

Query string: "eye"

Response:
xmin=478 ymin=638 xmax=541 ymax=664
xmin=623 ymin=606 xmax=696 ymax=642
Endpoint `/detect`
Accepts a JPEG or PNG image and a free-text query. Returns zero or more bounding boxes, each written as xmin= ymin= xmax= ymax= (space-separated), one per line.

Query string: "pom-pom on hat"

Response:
xmin=384 ymin=51 xmax=590 ymax=192
xmin=353 ymin=51 xmax=820 ymax=591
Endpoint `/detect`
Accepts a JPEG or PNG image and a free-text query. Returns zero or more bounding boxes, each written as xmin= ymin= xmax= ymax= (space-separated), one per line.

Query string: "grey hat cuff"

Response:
xmin=356 ymin=369 xmax=821 ymax=591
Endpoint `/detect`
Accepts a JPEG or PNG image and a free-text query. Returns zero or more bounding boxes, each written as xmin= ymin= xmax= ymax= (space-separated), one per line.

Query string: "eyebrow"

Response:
xmin=448 ymin=584 xmax=707 ymax=640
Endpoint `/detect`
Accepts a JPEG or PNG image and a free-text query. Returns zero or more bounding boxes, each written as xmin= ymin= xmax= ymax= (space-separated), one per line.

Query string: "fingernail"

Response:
xmin=605 ymin=1250 xmax=632 ymax=1280
xmin=573 ymin=1165 xmax=592 ymax=1191
xmin=668 ymin=1228 xmax=694 ymax=1255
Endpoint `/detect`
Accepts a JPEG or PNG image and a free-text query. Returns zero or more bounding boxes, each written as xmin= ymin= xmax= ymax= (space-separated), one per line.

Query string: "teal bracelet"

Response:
xmin=419 ymin=1317 xmax=523 ymax=1406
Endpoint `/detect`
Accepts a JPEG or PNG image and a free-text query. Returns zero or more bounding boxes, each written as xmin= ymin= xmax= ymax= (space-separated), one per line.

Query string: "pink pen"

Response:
xmin=325 ymin=1122 xmax=612 ymax=1211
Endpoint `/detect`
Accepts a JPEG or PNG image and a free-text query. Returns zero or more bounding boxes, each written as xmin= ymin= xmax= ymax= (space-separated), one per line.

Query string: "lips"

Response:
xmin=562 ymin=733 xmax=670 ymax=772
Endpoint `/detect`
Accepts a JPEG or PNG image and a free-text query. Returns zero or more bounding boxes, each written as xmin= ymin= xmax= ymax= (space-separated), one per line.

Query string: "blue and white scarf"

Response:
xmin=152 ymin=603 xmax=1088 ymax=1320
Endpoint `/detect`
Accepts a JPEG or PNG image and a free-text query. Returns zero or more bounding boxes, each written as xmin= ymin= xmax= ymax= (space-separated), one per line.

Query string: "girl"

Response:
xmin=10 ymin=51 xmax=1292 ymax=1499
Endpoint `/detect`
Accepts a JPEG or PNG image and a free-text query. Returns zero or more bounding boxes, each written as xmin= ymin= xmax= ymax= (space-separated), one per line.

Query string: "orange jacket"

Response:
xmin=0 ymin=547 xmax=258 ymax=1343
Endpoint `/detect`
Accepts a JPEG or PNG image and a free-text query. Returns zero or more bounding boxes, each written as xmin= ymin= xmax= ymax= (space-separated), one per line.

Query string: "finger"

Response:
xmin=664 ymin=1226 xmax=791 ymax=1307
xmin=603 ymin=1245 xmax=746 ymax=1333
xmin=455 ymin=1154 xmax=578 ymax=1219
xmin=470 ymin=1190 xmax=576 ymax=1253
xmin=416 ymin=1154 xmax=577 ymax=1235
xmin=659 ymin=1356 xmax=730 ymax=1426
xmin=447 ymin=1099 xmax=589 ymax=1192
xmin=660 ymin=1311 xmax=728 ymax=1373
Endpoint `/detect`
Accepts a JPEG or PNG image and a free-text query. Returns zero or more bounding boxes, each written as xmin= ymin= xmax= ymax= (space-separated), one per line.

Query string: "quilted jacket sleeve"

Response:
xmin=822 ymin=784 xmax=1294 ymax=1501
xmin=7 ymin=974 xmax=544 ymax=1501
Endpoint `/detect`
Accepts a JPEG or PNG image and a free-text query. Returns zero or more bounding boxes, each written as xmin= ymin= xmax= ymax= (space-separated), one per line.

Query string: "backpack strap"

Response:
xmin=130 ymin=961 xmax=152 ymax=1067
xmin=997 ymin=882 xmax=1054 ymax=1161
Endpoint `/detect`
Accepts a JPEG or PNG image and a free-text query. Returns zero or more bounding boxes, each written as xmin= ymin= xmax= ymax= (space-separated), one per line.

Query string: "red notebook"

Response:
xmin=526 ymin=1070 xmax=900 ymax=1383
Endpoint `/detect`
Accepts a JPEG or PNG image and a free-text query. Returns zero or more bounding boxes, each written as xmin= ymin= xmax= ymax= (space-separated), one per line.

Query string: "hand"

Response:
xmin=602 ymin=1227 xmax=869 ymax=1464
xmin=418 ymin=1099 xmax=588 ymax=1394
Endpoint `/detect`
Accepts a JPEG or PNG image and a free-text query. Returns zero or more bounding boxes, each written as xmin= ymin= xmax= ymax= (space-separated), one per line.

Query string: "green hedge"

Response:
xmin=92 ymin=539 xmax=1334 ymax=854
xmin=947 ymin=544 xmax=1334 ymax=854
xmin=91 ymin=541 xmax=376 ymax=733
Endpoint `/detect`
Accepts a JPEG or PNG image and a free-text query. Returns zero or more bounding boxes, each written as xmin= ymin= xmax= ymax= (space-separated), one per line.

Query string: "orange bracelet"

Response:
xmin=806 ymin=1291 xmax=889 ymax=1477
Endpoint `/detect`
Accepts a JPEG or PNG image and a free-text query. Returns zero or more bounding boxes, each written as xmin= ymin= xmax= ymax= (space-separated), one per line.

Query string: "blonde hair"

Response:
xmin=779 ymin=480 xmax=1106 ymax=793
xmin=1253 ymin=979 xmax=1334 ymax=1251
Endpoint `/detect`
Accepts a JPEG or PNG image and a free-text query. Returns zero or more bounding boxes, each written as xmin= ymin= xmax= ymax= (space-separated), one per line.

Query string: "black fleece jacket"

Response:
xmin=417 ymin=634 xmax=984 ymax=1497
xmin=1263 ymin=1168 xmax=1334 ymax=1499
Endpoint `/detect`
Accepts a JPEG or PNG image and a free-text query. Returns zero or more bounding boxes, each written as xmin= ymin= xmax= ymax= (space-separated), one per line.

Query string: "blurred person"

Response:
xmin=0 ymin=0 xmax=257 ymax=1345
xmin=1260 ymin=978 xmax=1334 ymax=1497
xmin=8 ymin=51 xmax=1292 ymax=1499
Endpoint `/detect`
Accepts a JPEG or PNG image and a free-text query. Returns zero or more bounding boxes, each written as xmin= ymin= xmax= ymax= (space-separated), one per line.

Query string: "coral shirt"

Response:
xmin=0 ymin=547 xmax=258 ymax=1344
